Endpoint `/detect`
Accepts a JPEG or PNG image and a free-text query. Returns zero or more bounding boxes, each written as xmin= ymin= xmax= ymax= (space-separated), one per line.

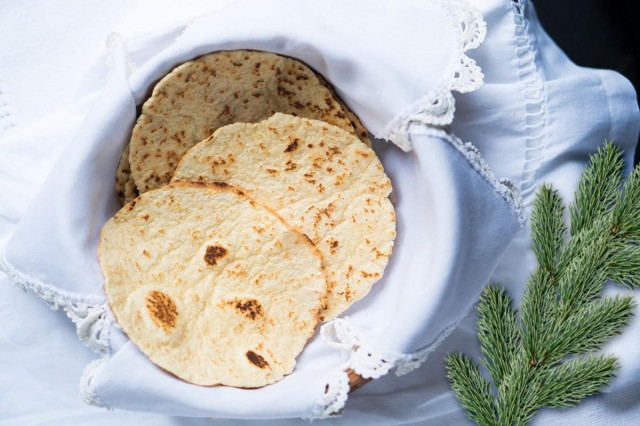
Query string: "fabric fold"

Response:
xmin=0 ymin=0 xmax=525 ymax=419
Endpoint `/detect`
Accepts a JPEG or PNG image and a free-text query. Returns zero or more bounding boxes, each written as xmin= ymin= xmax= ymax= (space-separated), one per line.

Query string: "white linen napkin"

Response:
xmin=2 ymin=0 xmax=639 ymax=424
xmin=0 ymin=0 xmax=525 ymax=419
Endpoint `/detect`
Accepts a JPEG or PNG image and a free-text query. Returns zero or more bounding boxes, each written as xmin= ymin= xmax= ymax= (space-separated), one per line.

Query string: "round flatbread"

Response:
xmin=130 ymin=50 xmax=362 ymax=194
xmin=99 ymin=182 xmax=327 ymax=387
xmin=173 ymin=114 xmax=396 ymax=320
xmin=314 ymin=72 xmax=370 ymax=146
xmin=115 ymin=67 xmax=370 ymax=205
xmin=115 ymin=143 xmax=138 ymax=205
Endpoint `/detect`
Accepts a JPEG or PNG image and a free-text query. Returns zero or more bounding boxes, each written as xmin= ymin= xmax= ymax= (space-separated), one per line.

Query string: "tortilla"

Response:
xmin=314 ymin=72 xmax=370 ymax=146
xmin=115 ymin=67 xmax=370 ymax=205
xmin=115 ymin=143 xmax=138 ymax=205
xmin=129 ymin=50 xmax=360 ymax=194
xmin=99 ymin=182 xmax=327 ymax=387
xmin=173 ymin=114 xmax=396 ymax=320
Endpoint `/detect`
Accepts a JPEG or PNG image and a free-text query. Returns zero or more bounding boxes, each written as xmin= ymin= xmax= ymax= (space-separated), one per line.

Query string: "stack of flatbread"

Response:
xmin=100 ymin=50 xmax=396 ymax=388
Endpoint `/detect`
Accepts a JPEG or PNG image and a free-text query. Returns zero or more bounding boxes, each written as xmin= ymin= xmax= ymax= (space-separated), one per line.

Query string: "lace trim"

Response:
xmin=79 ymin=357 xmax=110 ymax=408
xmin=0 ymin=256 xmax=113 ymax=355
xmin=394 ymin=297 xmax=478 ymax=377
xmin=411 ymin=126 xmax=526 ymax=226
xmin=312 ymin=367 xmax=351 ymax=419
xmin=381 ymin=0 xmax=486 ymax=151
xmin=313 ymin=316 xmax=465 ymax=419
xmin=321 ymin=318 xmax=399 ymax=379
xmin=512 ymin=0 xmax=546 ymax=201
xmin=311 ymin=319 xmax=397 ymax=418
xmin=313 ymin=305 xmax=481 ymax=418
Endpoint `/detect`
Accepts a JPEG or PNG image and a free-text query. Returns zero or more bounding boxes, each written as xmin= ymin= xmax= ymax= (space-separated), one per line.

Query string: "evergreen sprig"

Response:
xmin=446 ymin=143 xmax=639 ymax=425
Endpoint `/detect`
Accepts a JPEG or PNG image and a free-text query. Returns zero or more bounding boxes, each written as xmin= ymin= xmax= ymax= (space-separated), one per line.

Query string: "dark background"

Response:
xmin=533 ymin=0 xmax=640 ymax=165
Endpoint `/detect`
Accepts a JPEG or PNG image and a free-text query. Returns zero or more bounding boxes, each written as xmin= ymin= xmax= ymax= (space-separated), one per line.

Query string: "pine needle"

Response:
xmin=477 ymin=286 xmax=519 ymax=387
xmin=538 ymin=355 xmax=618 ymax=408
xmin=545 ymin=295 xmax=634 ymax=362
xmin=613 ymin=165 xmax=640 ymax=240
xmin=531 ymin=185 xmax=566 ymax=275
xmin=520 ymin=268 xmax=556 ymax=365
xmin=446 ymin=354 xmax=497 ymax=426
xmin=609 ymin=242 xmax=640 ymax=288
xmin=570 ymin=143 xmax=624 ymax=236
xmin=446 ymin=142 xmax=639 ymax=425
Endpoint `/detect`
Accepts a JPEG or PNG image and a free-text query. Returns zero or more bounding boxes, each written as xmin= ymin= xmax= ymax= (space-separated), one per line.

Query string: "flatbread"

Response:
xmin=173 ymin=114 xmax=396 ymax=320
xmin=130 ymin=50 xmax=360 ymax=194
xmin=115 ymin=143 xmax=138 ymax=205
xmin=314 ymin=72 xmax=370 ymax=146
xmin=99 ymin=182 xmax=327 ymax=387
xmin=115 ymin=67 xmax=370 ymax=205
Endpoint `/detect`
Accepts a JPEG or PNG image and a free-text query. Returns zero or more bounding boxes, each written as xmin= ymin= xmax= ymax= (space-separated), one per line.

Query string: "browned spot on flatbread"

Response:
xmin=284 ymin=160 xmax=297 ymax=171
xmin=246 ymin=351 xmax=269 ymax=369
xmin=328 ymin=239 xmax=339 ymax=255
xmin=204 ymin=245 xmax=228 ymax=265
xmin=229 ymin=298 xmax=264 ymax=320
xmin=360 ymin=270 xmax=380 ymax=279
xmin=284 ymin=138 xmax=299 ymax=153
xmin=146 ymin=290 xmax=178 ymax=332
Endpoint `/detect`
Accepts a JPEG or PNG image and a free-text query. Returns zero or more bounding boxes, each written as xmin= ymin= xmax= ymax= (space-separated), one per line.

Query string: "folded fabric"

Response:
xmin=453 ymin=0 xmax=640 ymax=394
xmin=0 ymin=0 xmax=525 ymax=419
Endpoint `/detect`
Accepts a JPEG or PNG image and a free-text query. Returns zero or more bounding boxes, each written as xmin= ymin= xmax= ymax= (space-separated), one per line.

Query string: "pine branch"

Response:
xmin=613 ymin=164 xmax=640 ymax=241
xmin=608 ymin=242 xmax=640 ymax=288
xmin=520 ymin=268 xmax=556 ymax=366
xmin=570 ymin=143 xmax=624 ymax=236
xmin=496 ymin=350 xmax=543 ymax=426
xmin=538 ymin=355 xmax=618 ymax=408
xmin=531 ymin=185 xmax=566 ymax=275
xmin=447 ymin=142 xmax=639 ymax=425
xmin=556 ymin=234 xmax=610 ymax=315
xmin=477 ymin=286 xmax=519 ymax=387
xmin=446 ymin=354 xmax=497 ymax=426
xmin=545 ymin=295 xmax=634 ymax=362
xmin=556 ymin=216 xmax=611 ymax=282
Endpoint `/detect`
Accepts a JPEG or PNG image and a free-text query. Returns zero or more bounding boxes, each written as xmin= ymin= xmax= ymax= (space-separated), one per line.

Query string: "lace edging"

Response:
xmin=310 ymin=367 xmax=351 ymax=419
xmin=312 ymin=316 xmax=463 ymax=419
xmin=411 ymin=126 xmax=526 ymax=226
xmin=0 ymin=256 xmax=113 ymax=355
xmin=380 ymin=0 xmax=486 ymax=151
xmin=442 ymin=130 xmax=526 ymax=227
xmin=394 ymin=300 xmax=475 ymax=377
xmin=321 ymin=318 xmax=399 ymax=380
xmin=1 ymin=256 xmax=113 ymax=408
xmin=311 ymin=319 xmax=398 ymax=418
xmin=79 ymin=357 xmax=110 ymax=408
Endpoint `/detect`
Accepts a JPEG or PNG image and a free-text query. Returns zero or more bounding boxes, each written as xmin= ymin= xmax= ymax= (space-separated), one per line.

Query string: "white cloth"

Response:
xmin=1 ymin=0 xmax=639 ymax=425
xmin=2 ymin=0 xmax=523 ymax=418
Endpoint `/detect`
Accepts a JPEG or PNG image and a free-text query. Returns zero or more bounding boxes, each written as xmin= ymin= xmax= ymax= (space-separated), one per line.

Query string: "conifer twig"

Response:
xmin=446 ymin=142 xmax=638 ymax=425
